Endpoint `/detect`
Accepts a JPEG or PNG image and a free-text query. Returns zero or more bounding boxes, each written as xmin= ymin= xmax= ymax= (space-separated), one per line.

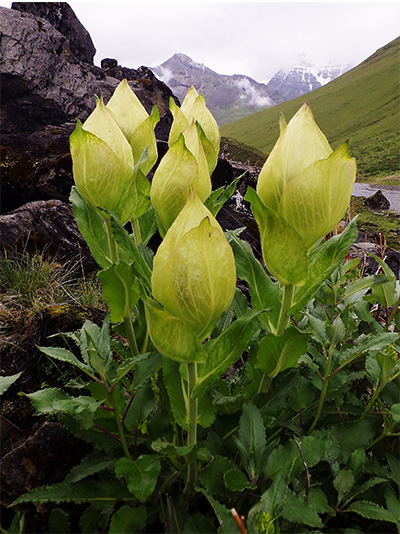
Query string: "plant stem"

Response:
xmin=360 ymin=382 xmax=386 ymax=420
xmin=106 ymin=388 xmax=131 ymax=459
xmin=276 ymin=284 xmax=294 ymax=336
xmin=105 ymin=217 xmax=118 ymax=263
xmin=131 ymin=217 xmax=142 ymax=246
xmin=184 ymin=362 xmax=198 ymax=494
xmin=123 ymin=315 xmax=139 ymax=357
xmin=308 ymin=344 xmax=334 ymax=434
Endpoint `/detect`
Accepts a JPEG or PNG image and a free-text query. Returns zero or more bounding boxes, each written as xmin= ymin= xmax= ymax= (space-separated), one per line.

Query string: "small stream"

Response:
xmin=352 ymin=183 xmax=400 ymax=214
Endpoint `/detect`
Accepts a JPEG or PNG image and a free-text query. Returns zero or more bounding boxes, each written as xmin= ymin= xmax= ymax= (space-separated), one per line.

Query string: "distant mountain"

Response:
xmin=265 ymin=61 xmax=353 ymax=102
xmin=221 ymin=37 xmax=400 ymax=178
xmin=151 ymin=53 xmax=279 ymax=125
xmin=151 ymin=53 xmax=352 ymax=125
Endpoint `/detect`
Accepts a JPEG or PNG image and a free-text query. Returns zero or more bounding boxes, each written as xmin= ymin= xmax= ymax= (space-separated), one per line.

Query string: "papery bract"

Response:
xmin=257 ymin=103 xmax=356 ymax=250
xmin=151 ymin=189 xmax=236 ymax=341
xmin=169 ymin=86 xmax=220 ymax=173
xmin=106 ymin=79 xmax=159 ymax=176
xmin=150 ymin=131 xmax=211 ymax=235
xmin=70 ymin=97 xmax=135 ymax=225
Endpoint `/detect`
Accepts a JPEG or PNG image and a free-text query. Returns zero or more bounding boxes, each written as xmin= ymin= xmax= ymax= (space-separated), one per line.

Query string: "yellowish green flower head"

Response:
xmin=106 ymin=79 xmax=159 ymax=176
xmin=257 ymin=103 xmax=357 ymax=250
xmin=150 ymin=130 xmax=212 ymax=236
xmin=169 ymin=86 xmax=220 ymax=173
xmin=151 ymin=189 xmax=236 ymax=340
xmin=70 ymin=96 xmax=135 ymax=224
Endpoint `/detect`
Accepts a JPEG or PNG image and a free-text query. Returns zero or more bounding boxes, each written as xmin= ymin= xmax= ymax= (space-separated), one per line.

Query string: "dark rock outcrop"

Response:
xmin=364 ymin=189 xmax=391 ymax=211
xmin=12 ymin=2 xmax=96 ymax=64
xmin=0 ymin=199 xmax=96 ymax=270
xmin=0 ymin=4 xmax=178 ymax=213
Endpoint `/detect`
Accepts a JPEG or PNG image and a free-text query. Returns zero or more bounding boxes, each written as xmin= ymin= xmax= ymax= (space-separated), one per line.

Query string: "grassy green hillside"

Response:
xmin=221 ymin=37 xmax=400 ymax=178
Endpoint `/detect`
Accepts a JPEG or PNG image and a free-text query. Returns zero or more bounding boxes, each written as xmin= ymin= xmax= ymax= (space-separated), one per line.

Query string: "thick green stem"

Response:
xmin=184 ymin=362 xmax=198 ymax=494
xmin=105 ymin=217 xmax=118 ymax=263
xmin=131 ymin=217 xmax=142 ymax=246
xmin=308 ymin=345 xmax=334 ymax=434
xmin=123 ymin=315 xmax=139 ymax=357
xmin=276 ymin=284 xmax=294 ymax=336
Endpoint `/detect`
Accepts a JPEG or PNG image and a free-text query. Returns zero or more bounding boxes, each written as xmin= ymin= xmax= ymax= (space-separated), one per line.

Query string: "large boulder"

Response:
xmin=0 ymin=4 xmax=178 ymax=213
xmin=11 ymin=2 xmax=96 ymax=64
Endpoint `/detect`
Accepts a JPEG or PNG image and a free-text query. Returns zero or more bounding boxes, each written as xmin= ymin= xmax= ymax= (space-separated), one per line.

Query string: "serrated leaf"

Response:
xmin=162 ymin=358 xmax=188 ymax=429
xmin=48 ymin=508 xmax=70 ymax=534
xmin=12 ymin=481 xmax=134 ymax=506
xmin=205 ymin=175 xmax=242 ymax=217
xmin=234 ymin=402 xmax=267 ymax=481
xmin=339 ymin=332 xmax=398 ymax=367
xmin=334 ymin=469 xmax=355 ymax=504
xmin=281 ymin=490 xmax=323 ymax=528
xmin=0 ymin=372 xmax=22 ymax=395
xmin=226 ymin=230 xmax=281 ymax=332
xmin=200 ymin=490 xmax=239 ymax=533
xmin=224 ymin=468 xmax=253 ymax=492
xmin=115 ymin=455 xmax=161 ymax=502
xmin=37 ymin=346 xmax=92 ymax=376
xmin=347 ymin=500 xmax=397 ymax=523
xmin=65 ymin=451 xmax=116 ymax=483
xmin=193 ymin=311 xmax=260 ymax=399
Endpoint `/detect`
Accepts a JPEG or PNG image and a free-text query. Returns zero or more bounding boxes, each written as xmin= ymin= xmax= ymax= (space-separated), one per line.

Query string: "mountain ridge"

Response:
xmin=151 ymin=53 xmax=352 ymax=124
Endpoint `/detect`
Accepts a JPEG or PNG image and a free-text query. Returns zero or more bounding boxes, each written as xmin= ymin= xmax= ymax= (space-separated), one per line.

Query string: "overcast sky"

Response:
xmin=2 ymin=1 xmax=399 ymax=82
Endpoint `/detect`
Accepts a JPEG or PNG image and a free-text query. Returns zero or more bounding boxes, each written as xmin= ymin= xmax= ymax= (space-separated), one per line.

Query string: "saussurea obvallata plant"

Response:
xmin=7 ymin=81 xmax=399 ymax=534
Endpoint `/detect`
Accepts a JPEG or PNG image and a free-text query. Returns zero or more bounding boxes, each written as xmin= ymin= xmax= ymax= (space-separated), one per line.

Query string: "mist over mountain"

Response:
xmin=151 ymin=53 xmax=352 ymax=125
xmin=151 ymin=53 xmax=280 ymax=125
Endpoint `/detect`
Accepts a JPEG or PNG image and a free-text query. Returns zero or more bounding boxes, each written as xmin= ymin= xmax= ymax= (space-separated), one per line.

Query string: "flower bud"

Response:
xmin=257 ymin=103 xmax=356 ymax=250
xmin=70 ymin=97 xmax=135 ymax=224
xmin=169 ymin=86 xmax=220 ymax=173
xmin=150 ymin=130 xmax=211 ymax=235
xmin=151 ymin=189 xmax=236 ymax=340
xmin=106 ymin=79 xmax=159 ymax=176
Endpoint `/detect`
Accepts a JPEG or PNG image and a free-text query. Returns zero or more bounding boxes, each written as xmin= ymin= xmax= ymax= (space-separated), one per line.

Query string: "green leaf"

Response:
xmin=339 ymin=332 xmax=398 ymax=367
xmin=65 ymin=451 xmax=116 ymax=483
xmin=162 ymin=358 xmax=188 ymax=429
xmin=347 ymin=500 xmax=398 ymax=523
xmin=115 ymin=455 xmax=161 ymax=502
xmin=131 ymin=351 xmax=162 ymax=389
xmin=256 ymin=327 xmax=309 ymax=378
xmin=199 ymin=456 xmax=237 ymax=495
xmin=48 ymin=508 xmax=70 ymax=534
xmin=37 ymin=346 xmax=91 ymax=376
xmin=390 ymin=403 xmax=400 ymax=422
xmin=224 ymin=468 xmax=254 ymax=492
xmin=281 ymin=490 xmax=323 ymax=528
xmin=138 ymin=206 xmax=157 ymax=245
xmin=290 ymin=217 xmax=358 ymax=313
xmin=227 ymin=231 xmax=280 ymax=332
xmin=145 ymin=301 xmax=207 ymax=363
xmin=334 ymin=469 xmax=355 ymax=504
xmin=233 ymin=402 xmax=267 ymax=481
xmin=205 ymin=175 xmax=242 ymax=217
xmin=245 ymin=187 xmax=308 ymax=286
xmin=109 ymin=504 xmax=146 ymax=534
xmin=26 ymin=388 xmax=70 ymax=414
xmin=12 ymin=481 xmax=135 ymax=506
xmin=70 ymin=186 xmax=111 ymax=268
xmin=124 ymin=381 xmax=156 ymax=430
xmin=370 ymin=254 xmax=398 ymax=307
xmin=200 ymin=491 xmax=239 ymax=533
xmin=98 ymin=262 xmax=140 ymax=323
xmin=109 ymin=212 xmax=152 ymax=288
xmin=193 ymin=311 xmax=260 ymax=399
xmin=0 ymin=372 xmax=22 ymax=395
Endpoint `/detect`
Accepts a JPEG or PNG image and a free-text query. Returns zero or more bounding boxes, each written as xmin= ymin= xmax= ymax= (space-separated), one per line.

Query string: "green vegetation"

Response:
xmin=220 ymin=135 xmax=267 ymax=166
xmin=221 ymin=37 xmax=400 ymax=178
xmin=0 ymin=248 xmax=104 ymax=315
xmin=350 ymin=196 xmax=400 ymax=251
